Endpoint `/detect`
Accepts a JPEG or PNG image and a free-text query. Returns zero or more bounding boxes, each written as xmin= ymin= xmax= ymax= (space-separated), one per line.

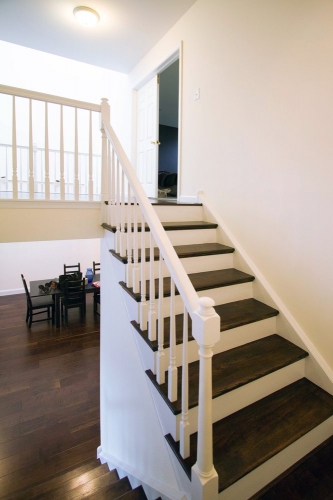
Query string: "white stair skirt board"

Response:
xmin=217 ymin=416 xmax=333 ymax=500
xmin=149 ymin=359 xmax=306 ymax=442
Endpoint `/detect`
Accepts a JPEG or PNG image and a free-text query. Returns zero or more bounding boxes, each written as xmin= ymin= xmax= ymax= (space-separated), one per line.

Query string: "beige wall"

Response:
xmin=129 ymin=0 xmax=333 ymax=366
xmin=0 ymin=205 xmax=103 ymax=243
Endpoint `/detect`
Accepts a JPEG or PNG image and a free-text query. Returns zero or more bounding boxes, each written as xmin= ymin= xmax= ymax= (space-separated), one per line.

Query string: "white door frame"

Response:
xmin=133 ymin=42 xmax=183 ymax=200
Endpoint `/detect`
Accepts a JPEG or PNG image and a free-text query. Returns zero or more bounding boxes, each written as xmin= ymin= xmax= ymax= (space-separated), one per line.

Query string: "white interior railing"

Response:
xmin=0 ymin=85 xmax=102 ymax=201
xmin=100 ymin=99 xmax=220 ymax=499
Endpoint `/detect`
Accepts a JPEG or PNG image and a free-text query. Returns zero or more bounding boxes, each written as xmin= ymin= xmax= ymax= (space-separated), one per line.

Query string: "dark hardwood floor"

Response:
xmin=0 ymin=293 xmax=100 ymax=499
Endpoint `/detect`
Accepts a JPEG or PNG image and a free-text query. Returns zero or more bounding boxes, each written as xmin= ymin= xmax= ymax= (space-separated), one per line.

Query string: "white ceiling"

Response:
xmin=0 ymin=0 xmax=197 ymax=73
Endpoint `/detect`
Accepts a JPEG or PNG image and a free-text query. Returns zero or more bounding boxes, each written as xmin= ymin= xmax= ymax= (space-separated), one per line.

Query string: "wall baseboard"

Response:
xmin=0 ymin=288 xmax=23 ymax=296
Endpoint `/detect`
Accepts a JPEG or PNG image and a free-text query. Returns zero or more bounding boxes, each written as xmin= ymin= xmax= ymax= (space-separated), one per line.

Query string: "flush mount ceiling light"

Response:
xmin=73 ymin=6 xmax=100 ymax=27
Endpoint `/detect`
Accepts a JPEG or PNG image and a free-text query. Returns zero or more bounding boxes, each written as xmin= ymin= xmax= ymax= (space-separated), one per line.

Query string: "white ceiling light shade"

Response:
xmin=73 ymin=6 xmax=100 ymax=27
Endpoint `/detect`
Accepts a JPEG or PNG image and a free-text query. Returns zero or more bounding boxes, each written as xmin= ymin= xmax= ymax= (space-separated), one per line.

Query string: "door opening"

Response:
xmin=157 ymin=59 xmax=179 ymax=199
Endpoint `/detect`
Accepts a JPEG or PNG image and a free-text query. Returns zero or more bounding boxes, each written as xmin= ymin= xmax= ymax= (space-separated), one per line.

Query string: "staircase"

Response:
xmin=103 ymin=200 xmax=333 ymax=500
xmin=8 ymin=458 xmax=152 ymax=499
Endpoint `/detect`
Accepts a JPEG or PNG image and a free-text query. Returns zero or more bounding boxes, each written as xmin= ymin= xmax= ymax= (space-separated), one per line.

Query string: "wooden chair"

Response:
xmin=61 ymin=278 xmax=86 ymax=325
xmin=93 ymin=262 xmax=100 ymax=315
xmin=63 ymin=263 xmax=81 ymax=275
xmin=21 ymin=274 xmax=54 ymax=328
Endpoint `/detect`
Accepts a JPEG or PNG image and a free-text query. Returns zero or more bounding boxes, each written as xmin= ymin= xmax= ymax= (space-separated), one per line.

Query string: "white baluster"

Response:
xmin=180 ymin=306 xmax=190 ymax=458
xmin=28 ymin=99 xmax=34 ymax=200
xmin=74 ymin=108 xmax=79 ymax=201
xmin=110 ymin=147 xmax=116 ymax=228
xmin=126 ymin=181 xmax=133 ymax=288
xmin=132 ymin=196 xmax=140 ymax=293
xmin=89 ymin=110 xmax=93 ymax=202
xmin=44 ymin=102 xmax=50 ymax=201
xmin=148 ymin=232 xmax=157 ymax=341
xmin=156 ymin=250 xmax=165 ymax=384
xmin=115 ymin=158 xmax=120 ymax=254
xmin=140 ymin=210 xmax=148 ymax=331
xmin=11 ymin=96 xmax=18 ymax=200
xmin=191 ymin=297 xmax=219 ymax=500
xmin=59 ymin=104 xmax=65 ymax=200
xmin=168 ymin=279 xmax=177 ymax=402
xmin=120 ymin=169 xmax=126 ymax=257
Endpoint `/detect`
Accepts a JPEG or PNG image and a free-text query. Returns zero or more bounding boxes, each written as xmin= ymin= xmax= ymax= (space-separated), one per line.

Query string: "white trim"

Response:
xmin=198 ymin=190 xmax=333 ymax=384
xmin=0 ymin=200 xmax=101 ymax=209
xmin=0 ymin=288 xmax=23 ymax=296
xmin=97 ymin=447 xmax=185 ymax=500
xmin=179 ymin=195 xmax=199 ymax=204
xmin=131 ymin=46 xmax=181 ymax=91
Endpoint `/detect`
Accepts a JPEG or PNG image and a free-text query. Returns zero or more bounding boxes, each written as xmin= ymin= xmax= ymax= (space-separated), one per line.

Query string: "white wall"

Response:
xmin=0 ymin=41 xmax=132 ymax=295
xmin=99 ymin=237 xmax=182 ymax=499
xmin=129 ymin=0 xmax=333 ymax=366
xmin=0 ymin=238 xmax=100 ymax=295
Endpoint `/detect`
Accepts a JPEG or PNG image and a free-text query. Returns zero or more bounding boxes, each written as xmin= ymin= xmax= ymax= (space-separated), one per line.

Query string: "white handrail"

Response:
xmin=100 ymin=105 xmax=198 ymax=317
xmin=0 ymin=84 xmax=100 ymax=112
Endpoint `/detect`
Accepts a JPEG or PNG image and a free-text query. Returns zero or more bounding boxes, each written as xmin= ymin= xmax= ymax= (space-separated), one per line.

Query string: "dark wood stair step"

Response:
xmin=81 ymin=477 xmax=133 ymax=499
xmin=120 ymin=268 xmax=254 ymax=302
xmin=110 ymin=242 xmax=234 ymax=264
xmin=146 ymin=335 xmax=308 ymax=414
xmin=250 ymin=435 xmax=333 ymax=499
xmin=166 ymin=378 xmax=333 ymax=493
xmin=131 ymin=298 xmax=278 ymax=352
xmin=102 ymin=220 xmax=218 ymax=233
xmin=117 ymin=485 xmax=148 ymax=499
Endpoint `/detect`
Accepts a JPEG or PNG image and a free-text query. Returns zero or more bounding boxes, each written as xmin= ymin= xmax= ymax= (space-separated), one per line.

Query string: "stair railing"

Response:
xmin=0 ymin=84 xmax=101 ymax=201
xmin=100 ymin=99 xmax=220 ymax=499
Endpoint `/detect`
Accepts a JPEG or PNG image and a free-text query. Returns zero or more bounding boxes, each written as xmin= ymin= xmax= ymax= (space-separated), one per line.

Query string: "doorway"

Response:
xmin=136 ymin=57 xmax=180 ymax=200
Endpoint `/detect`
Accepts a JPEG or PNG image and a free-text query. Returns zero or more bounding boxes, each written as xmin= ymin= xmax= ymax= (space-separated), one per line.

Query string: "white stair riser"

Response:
xmin=105 ymin=204 xmax=203 ymax=224
xmin=179 ymin=359 xmax=307 ymax=441
xmin=138 ymin=253 xmax=234 ymax=278
xmin=217 ymin=416 xmax=333 ymax=500
xmin=153 ymin=204 xmax=204 ymax=222
xmin=116 ymin=227 xmax=217 ymax=250
xmin=137 ymin=282 xmax=253 ymax=322
xmin=136 ymin=317 xmax=278 ymax=374
xmin=215 ymin=317 xmax=277 ymax=354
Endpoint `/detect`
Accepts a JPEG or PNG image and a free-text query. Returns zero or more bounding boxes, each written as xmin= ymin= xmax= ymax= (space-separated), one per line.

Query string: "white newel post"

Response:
xmin=100 ymin=98 xmax=110 ymax=222
xmin=191 ymin=297 xmax=220 ymax=500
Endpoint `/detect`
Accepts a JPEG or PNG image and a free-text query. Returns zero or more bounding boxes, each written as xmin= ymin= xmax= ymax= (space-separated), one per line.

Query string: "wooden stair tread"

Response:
xmin=117 ymin=485 xmax=148 ymax=499
xmin=120 ymin=268 xmax=254 ymax=302
xmin=215 ymin=298 xmax=279 ymax=331
xmin=131 ymin=298 xmax=278 ymax=352
xmin=110 ymin=242 xmax=234 ymax=264
xmin=102 ymin=220 xmax=217 ymax=233
xmin=166 ymin=378 xmax=333 ymax=492
xmin=146 ymin=335 xmax=308 ymax=414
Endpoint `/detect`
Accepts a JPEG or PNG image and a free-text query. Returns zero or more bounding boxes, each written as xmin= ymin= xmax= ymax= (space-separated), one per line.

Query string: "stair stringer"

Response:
xmin=199 ymin=191 xmax=333 ymax=396
xmin=99 ymin=237 xmax=187 ymax=500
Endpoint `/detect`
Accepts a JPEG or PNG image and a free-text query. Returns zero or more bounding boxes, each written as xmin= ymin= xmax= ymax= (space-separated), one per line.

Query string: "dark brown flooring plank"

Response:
xmin=0 ymin=294 xmax=100 ymax=499
xmin=81 ymin=476 xmax=132 ymax=500
xmin=215 ymin=298 xmax=279 ymax=331
xmin=147 ymin=335 xmax=308 ymax=414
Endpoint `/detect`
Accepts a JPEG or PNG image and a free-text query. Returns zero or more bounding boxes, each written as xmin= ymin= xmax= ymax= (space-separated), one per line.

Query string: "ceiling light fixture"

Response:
xmin=73 ymin=6 xmax=100 ymax=27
